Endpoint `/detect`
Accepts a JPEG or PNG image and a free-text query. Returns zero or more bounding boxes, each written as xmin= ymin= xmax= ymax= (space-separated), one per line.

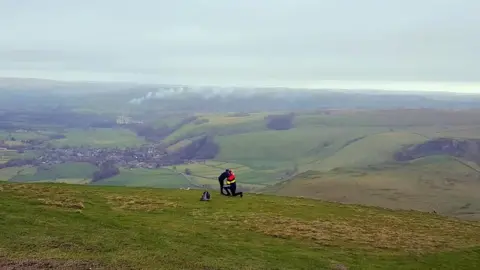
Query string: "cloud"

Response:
xmin=1 ymin=0 xmax=479 ymax=89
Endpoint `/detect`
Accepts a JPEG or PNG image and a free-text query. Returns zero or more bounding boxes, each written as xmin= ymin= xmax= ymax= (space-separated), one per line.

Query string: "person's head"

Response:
xmin=226 ymin=169 xmax=232 ymax=174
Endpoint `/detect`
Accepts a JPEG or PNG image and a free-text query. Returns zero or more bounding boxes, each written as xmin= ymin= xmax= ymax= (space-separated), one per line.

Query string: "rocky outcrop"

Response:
xmin=394 ymin=138 xmax=480 ymax=163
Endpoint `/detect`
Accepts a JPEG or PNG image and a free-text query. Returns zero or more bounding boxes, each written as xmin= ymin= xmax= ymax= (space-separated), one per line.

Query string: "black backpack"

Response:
xmin=200 ymin=191 xmax=211 ymax=201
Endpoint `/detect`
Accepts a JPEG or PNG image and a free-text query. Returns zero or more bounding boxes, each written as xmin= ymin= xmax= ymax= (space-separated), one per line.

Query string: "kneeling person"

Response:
xmin=225 ymin=170 xmax=243 ymax=197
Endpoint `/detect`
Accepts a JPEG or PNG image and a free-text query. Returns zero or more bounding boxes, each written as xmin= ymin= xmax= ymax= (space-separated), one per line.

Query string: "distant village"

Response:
xmin=0 ymin=137 xmax=201 ymax=169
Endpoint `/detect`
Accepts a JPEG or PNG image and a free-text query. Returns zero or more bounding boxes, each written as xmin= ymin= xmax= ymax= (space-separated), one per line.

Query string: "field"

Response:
xmin=262 ymin=155 xmax=480 ymax=220
xmin=0 ymin=166 xmax=36 ymax=181
xmin=92 ymin=168 xmax=192 ymax=188
xmin=8 ymin=162 xmax=98 ymax=183
xmin=51 ymin=128 xmax=146 ymax=148
xmin=1 ymin=182 xmax=480 ymax=269
xmin=0 ymin=130 xmax=50 ymax=141
xmin=162 ymin=113 xmax=268 ymax=144
xmin=0 ymin=149 xmax=19 ymax=164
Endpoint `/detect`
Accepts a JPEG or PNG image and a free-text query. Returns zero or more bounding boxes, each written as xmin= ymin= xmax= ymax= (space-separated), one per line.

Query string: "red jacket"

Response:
xmin=227 ymin=172 xmax=236 ymax=183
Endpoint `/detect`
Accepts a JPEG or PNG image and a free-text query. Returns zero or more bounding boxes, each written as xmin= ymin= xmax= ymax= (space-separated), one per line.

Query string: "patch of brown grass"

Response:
xmin=0 ymin=258 xmax=104 ymax=270
xmin=216 ymin=213 xmax=480 ymax=253
xmin=2 ymin=183 xmax=85 ymax=211
xmin=106 ymin=195 xmax=178 ymax=212
xmin=37 ymin=198 xmax=85 ymax=210
xmin=1 ymin=183 xmax=79 ymax=197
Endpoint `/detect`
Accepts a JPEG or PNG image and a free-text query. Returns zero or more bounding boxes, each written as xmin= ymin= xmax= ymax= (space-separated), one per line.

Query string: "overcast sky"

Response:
xmin=1 ymin=0 xmax=479 ymax=92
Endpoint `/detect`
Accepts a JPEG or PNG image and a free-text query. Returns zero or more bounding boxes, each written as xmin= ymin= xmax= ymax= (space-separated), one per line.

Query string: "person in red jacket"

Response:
xmin=224 ymin=169 xmax=243 ymax=197
xmin=218 ymin=169 xmax=231 ymax=195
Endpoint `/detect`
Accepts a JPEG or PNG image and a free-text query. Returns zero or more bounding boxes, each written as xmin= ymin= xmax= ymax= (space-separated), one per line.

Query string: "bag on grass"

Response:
xmin=200 ymin=191 xmax=211 ymax=201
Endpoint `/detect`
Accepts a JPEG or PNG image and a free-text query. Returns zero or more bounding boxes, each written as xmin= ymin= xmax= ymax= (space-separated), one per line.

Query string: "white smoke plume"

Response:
xmin=127 ymin=85 xmax=263 ymax=104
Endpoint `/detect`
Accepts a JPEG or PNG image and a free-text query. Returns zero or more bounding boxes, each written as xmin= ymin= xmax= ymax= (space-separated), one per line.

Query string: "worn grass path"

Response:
xmin=1 ymin=182 xmax=480 ymax=269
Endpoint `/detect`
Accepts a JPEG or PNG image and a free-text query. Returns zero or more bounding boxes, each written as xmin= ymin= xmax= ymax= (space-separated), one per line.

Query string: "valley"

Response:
xmin=2 ymin=80 xmax=480 ymax=220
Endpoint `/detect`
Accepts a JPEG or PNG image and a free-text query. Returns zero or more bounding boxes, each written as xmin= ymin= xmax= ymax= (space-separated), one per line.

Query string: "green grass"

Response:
xmin=51 ymin=128 xmax=145 ymax=148
xmin=92 ymin=168 xmax=192 ymax=188
xmin=1 ymin=182 xmax=480 ymax=269
xmin=0 ymin=166 xmax=36 ymax=181
xmin=307 ymin=131 xmax=429 ymax=171
xmin=166 ymin=161 xmax=278 ymax=187
xmin=0 ymin=148 xmax=39 ymax=165
xmin=165 ymin=139 xmax=192 ymax=152
xmin=10 ymin=162 xmax=98 ymax=182
xmin=0 ymin=149 xmax=19 ymax=164
xmin=294 ymin=109 xmax=480 ymax=127
xmin=0 ymin=130 xmax=49 ymax=141
xmin=214 ymin=127 xmax=388 ymax=169
xmin=163 ymin=113 xmax=268 ymax=144
xmin=157 ymin=110 xmax=480 ymax=192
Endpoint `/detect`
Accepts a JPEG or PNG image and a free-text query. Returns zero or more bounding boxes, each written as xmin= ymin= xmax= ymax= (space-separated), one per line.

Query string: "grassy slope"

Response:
xmin=0 ymin=149 xmax=20 ymax=164
xmin=92 ymin=168 xmax=192 ymax=188
xmin=167 ymin=161 xmax=272 ymax=189
xmin=263 ymin=156 xmax=480 ymax=220
xmin=0 ymin=166 xmax=36 ymax=181
xmin=1 ymin=182 xmax=480 ymax=270
xmin=98 ymin=110 xmax=480 ymax=191
xmin=0 ymin=130 xmax=50 ymax=141
xmin=163 ymin=113 xmax=268 ymax=144
xmin=309 ymin=132 xmax=429 ymax=171
xmin=10 ymin=162 xmax=98 ymax=183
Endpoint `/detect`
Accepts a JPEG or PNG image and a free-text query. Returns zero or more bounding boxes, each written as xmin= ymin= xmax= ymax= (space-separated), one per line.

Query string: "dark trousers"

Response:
xmin=225 ymin=183 xmax=243 ymax=197
xmin=219 ymin=179 xmax=229 ymax=196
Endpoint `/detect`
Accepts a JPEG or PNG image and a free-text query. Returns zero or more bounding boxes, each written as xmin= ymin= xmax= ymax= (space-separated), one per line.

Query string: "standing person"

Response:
xmin=224 ymin=169 xmax=243 ymax=198
xmin=218 ymin=169 xmax=231 ymax=196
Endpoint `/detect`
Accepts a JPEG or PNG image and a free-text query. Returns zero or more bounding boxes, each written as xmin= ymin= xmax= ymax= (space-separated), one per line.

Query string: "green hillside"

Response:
xmin=262 ymin=155 xmax=480 ymax=220
xmin=92 ymin=168 xmax=191 ymax=188
xmin=10 ymin=162 xmax=98 ymax=183
xmin=1 ymin=182 xmax=480 ymax=269
xmin=51 ymin=128 xmax=145 ymax=148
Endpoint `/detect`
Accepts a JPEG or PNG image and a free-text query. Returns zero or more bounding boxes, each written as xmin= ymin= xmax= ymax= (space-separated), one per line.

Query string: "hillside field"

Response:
xmin=263 ymin=155 xmax=480 ymax=220
xmin=51 ymin=128 xmax=146 ymax=148
xmin=1 ymin=182 xmax=480 ymax=269
xmin=8 ymin=162 xmax=98 ymax=183
xmin=92 ymin=168 xmax=191 ymax=188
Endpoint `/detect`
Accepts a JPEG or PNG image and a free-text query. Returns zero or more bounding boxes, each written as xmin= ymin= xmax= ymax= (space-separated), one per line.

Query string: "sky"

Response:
xmin=1 ymin=0 xmax=479 ymax=92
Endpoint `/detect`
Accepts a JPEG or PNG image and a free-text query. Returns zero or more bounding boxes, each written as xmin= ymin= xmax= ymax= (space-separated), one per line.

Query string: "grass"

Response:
xmin=163 ymin=113 xmax=268 ymax=144
xmin=51 ymin=128 xmax=146 ymax=148
xmin=10 ymin=162 xmax=98 ymax=182
xmin=165 ymin=139 xmax=192 ymax=152
xmin=0 ymin=149 xmax=19 ymax=164
xmin=0 ymin=166 xmax=36 ymax=181
xmin=166 ymin=161 xmax=278 ymax=188
xmin=155 ymin=110 xmax=480 ymax=193
xmin=214 ymin=126 xmax=388 ymax=170
xmin=1 ymin=182 xmax=480 ymax=269
xmin=92 ymin=168 xmax=192 ymax=188
xmin=307 ymin=131 xmax=429 ymax=171
xmin=263 ymin=155 xmax=480 ymax=220
xmin=0 ymin=130 xmax=49 ymax=141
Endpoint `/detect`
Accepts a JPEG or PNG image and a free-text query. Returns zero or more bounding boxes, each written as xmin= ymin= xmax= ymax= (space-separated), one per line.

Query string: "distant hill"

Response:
xmin=1 ymin=182 xmax=480 ymax=269
xmin=3 ymin=77 xmax=480 ymax=113
xmin=261 ymin=156 xmax=480 ymax=220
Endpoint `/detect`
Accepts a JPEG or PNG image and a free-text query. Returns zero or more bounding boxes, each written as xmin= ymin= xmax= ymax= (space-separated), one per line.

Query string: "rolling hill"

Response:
xmin=1 ymin=182 xmax=480 ymax=269
xmin=262 ymin=156 xmax=480 ymax=220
